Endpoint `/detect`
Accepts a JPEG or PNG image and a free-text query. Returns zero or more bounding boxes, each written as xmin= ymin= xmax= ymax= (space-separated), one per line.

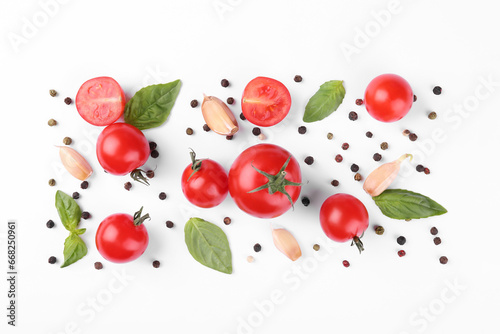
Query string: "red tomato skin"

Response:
xmin=241 ymin=77 xmax=292 ymax=127
xmin=228 ymin=144 xmax=301 ymax=218
xmin=319 ymin=194 xmax=369 ymax=243
xmin=181 ymin=159 xmax=229 ymax=208
xmin=95 ymin=213 xmax=149 ymax=263
xmin=96 ymin=123 xmax=150 ymax=176
xmin=76 ymin=77 xmax=126 ymax=126
xmin=364 ymin=74 xmax=413 ymax=122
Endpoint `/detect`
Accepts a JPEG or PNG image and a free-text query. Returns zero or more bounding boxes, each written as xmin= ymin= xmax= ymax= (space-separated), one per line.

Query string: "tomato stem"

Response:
xmin=130 ymin=169 xmax=150 ymax=186
xmin=133 ymin=206 xmax=150 ymax=226
xmin=351 ymin=235 xmax=365 ymax=254
xmin=187 ymin=149 xmax=203 ymax=181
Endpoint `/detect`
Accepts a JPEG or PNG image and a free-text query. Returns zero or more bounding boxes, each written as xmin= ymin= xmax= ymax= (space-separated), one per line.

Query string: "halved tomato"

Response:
xmin=76 ymin=76 xmax=126 ymax=126
xmin=241 ymin=77 xmax=291 ymax=127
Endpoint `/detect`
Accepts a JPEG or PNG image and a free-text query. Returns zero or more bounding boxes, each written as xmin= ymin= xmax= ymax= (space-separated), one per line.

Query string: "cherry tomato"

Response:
xmin=76 ymin=77 xmax=126 ymax=126
xmin=228 ymin=144 xmax=301 ymax=218
xmin=181 ymin=150 xmax=228 ymax=208
xmin=96 ymin=123 xmax=150 ymax=175
xmin=364 ymin=74 xmax=413 ymax=122
xmin=96 ymin=208 xmax=149 ymax=263
xmin=320 ymin=194 xmax=369 ymax=252
xmin=241 ymin=77 xmax=292 ymax=127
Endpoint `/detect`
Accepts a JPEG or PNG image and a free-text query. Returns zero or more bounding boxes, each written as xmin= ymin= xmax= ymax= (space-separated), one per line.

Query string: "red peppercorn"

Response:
xmin=355 ymin=99 xmax=363 ymax=106
xmin=424 ymin=168 xmax=430 ymax=175
xmin=398 ymin=250 xmax=406 ymax=257
xmin=341 ymin=143 xmax=349 ymax=150
xmin=335 ymin=154 xmax=343 ymax=163
xmin=342 ymin=260 xmax=350 ymax=267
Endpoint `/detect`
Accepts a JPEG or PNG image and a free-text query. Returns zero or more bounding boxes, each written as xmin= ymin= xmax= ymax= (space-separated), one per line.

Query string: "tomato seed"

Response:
xmin=48 ymin=256 xmax=57 ymax=264
xmin=375 ymin=226 xmax=385 ymax=235
xmin=46 ymin=220 xmax=55 ymax=229
xmin=398 ymin=250 xmax=406 ymax=257
xmin=48 ymin=119 xmax=57 ymax=126
xmin=223 ymin=217 xmax=232 ymax=225
xmin=254 ymin=243 xmax=262 ymax=252
xmin=373 ymin=153 xmax=382 ymax=161
xmin=366 ymin=131 xmax=373 ymax=138
xmin=355 ymin=99 xmax=363 ymax=105
xmin=166 ymin=220 xmax=174 ymax=228
xmin=433 ymin=86 xmax=442 ymax=95
xmin=294 ymin=75 xmax=303 ymax=82
xmin=304 ymin=156 xmax=314 ymax=165
xmin=80 ymin=181 xmax=89 ymax=189
xmin=350 ymin=164 xmax=359 ymax=172
xmin=298 ymin=126 xmax=307 ymax=134
xmin=227 ymin=97 xmax=235 ymax=104
xmin=252 ymin=127 xmax=261 ymax=136
xmin=221 ymin=79 xmax=230 ymax=87
xmin=124 ymin=182 xmax=132 ymax=191
xmin=64 ymin=97 xmax=72 ymax=105
xmin=397 ymin=236 xmax=406 ymax=245
xmin=342 ymin=260 xmax=350 ymax=267
xmin=159 ymin=192 xmax=167 ymax=200
xmin=342 ymin=143 xmax=349 ymax=150
xmin=313 ymin=244 xmax=320 ymax=251
xmin=430 ymin=227 xmax=438 ymax=235
xmin=153 ymin=260 xmax=160 ymax=268
xmin=331 ymin=179 xmax=340 ymax=187
xmin=72 ymin=192 xmax=80 ymax=199
xmin=335 ymin=154 xmax=343 ymax=163
xmin=190 ymin=99 xmax=199 ymax=108
xmin=49 ymin=89 xmax=57 ymax=97
xmin=301 ymin=196 xmax=310 ymax=206
xmin=439 ymin=256 xmax=448 ymax=264
xmin=348 ymin=111 xmax=358 ymax=121
xmin=434 ymin=237 xmax=442 ymax=245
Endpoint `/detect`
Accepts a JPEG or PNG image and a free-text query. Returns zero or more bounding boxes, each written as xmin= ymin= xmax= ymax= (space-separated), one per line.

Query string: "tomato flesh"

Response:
xmin=76 ymin=76 xmax=126 ymax=126
xmin=241 ymin=77 xmax=291 ymax=127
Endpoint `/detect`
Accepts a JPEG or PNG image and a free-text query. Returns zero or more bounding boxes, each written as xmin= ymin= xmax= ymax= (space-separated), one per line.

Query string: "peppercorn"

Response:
xmin=46 ymin=220 xmax=55 ymax=229
xmin=366 ymin=131 xmax=373 ymax=138
xmin=398 ymin=250 xmax=406 ymax=257
xmin=149 ymin=141 xmax=157 ymax=151
xmin=203 ymin=124 xmax=211 ymax=132
xmin=416 ymin=164 xmax=425 ymax=172
xmin=354 ymin=173 xmax=362 ymax=181
xmin=298 ymin=126 xmax=307 ymax=134
xmin=48 ymin=178 xmax=56 ymax=186
xmin=252 ymin=127 xmax=261 ymax=136
xmin=253 ymin=243 xmax=262 ymax=252
xmin=190 ymin=99 xmax=199 ymax=108
xmin=428 ymin=111 xmax=437 ymax=120
xmin=397 ymin=236 xmax=406 ymax=245
xmin=82 ymin=211 xmax=91 ymax=220
xmin=186 ymin=128 xmax=194 ymax=135
xmin=223 ymin=217 xmax=232 ymax=225
xmin=166 ymin=220 xmax=174 ymax=228
xmin=80 ymin=181 xmax=89 ymax=189
xmin=413 ymin=95 xmax=417 ymax=102
xmin=313 ymin=244 xmax=320 ymax=251
xmin=355 ymin=99 xmax=363 ymax=106
xmin=64 ymin=97 xmax=72 ymax=105
xmin=151 ymin=260 xmax=160 ymax=268
xmin=403 ymin=129 xmax=411 ymax=136
xmin=146 ymin=170 xmax=155 ymax=178
xmin=292 ymin=75 xmax=302 ymax=83
xmin=63 ymin=137 xmax=72 ymax=145
xmin=409 ymin=133 xmax=418 ymax=141
xmin=151 ymin=150 xmax=159 ymax=158
xmin=227 ymin=97 xmax=235 ymax=104
xmin=342 ymin=260 xmax=350 ymax=267
xmin=430 ymin=227 xmax=438 ymax=235
xmin=380 ymin=142 xmax=388 ymax=150
xmin=335 ymin=154 xmax=343 ymax=163
xmin=239 ymin=113 xmax=246 ymax=121
xmin=331 ymin=180 xmax=340 ymax=187
xmin=49 ymin=89 xmax=57 ymax=97
xmin=439 ymin=256 xmax=448 ymax=264
xmin=94 ymin=262 xmax=103 ymax=270
xmin=327 ymin=132 xmax=334 ymax=140
xmin=348 ymin=111 xmax=358 ymax=121
xmin=375 ymin=226 xmax=385 ymax=235
xmin=304 ymin=156 xmax=314 ymax=165
xmin=48 ymin=256 xmax=57 ymax=264
xmin=433 ymin=86 xmax=442 ymax=95
xmin=226 ymin=135 xmax=233 ymax=140
xmin=48 ymin=118 xmax=57 ymax=126
xmin=350 ymin=164 xmax=359 ymax=172
xmin=424 ymin=168 xmax=430 ymax=175
xmin=72 ymin=192 xmax=80 ymax=199
xmin=159 ymin=192 xmax=167 ymax=200
xmin=221 ymin=79 xmax=229 ymax=87
xmin=373 ymin=153 xmax=382 ymax=161
xmin=342 ymin=143 xmax=349 ymax=150
xmin=301 ymin=196 xmax=310 ymax=207
xmin=433 ymin=237 xmax=442 ymax=245
xmin=247 ymin=256 xmax=255 ymax=263
xmin=124 ymin=182 xmax=132 ymax=191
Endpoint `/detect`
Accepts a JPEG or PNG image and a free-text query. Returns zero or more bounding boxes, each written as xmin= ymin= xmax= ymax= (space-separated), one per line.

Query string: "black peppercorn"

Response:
xmin=430 ymin=227 xmax=438 ymax=235
xmin=335 ymin=154 xmax=343 ymax=163
xmin=64 ymin=97 xmax=72 ymax=105
xmin=151 ymin=150 xmax=159 ymax=158
xmin=124 ymin=182 xmax=132 ymax=191
xmin=94 ymin=262 xmax=103 ymax=270
xmin=397 ymin=236 xmax=406 ymax=245
xmin=298 ymin=126 xmax=307 ymax=134
xmin=72 ymin=192 xmax=80 ymax=199
xmin=46 ymin=220 xmax=55 ymax=229
xmin=301 ymin=196 xmax=310 ymax=206
xmin=294 ymin=75 xmax=303 ymax=82
xmin=82 ymin=211 xmax=91 ymax=220
xmin=350 ymin=164 xmax=359 ymax=172
xmin=80 ymin=181 xmax=89 ymax=189
xmin=190 ymin=99 xmax=199 ymax=108
xmin=252 ymin=127 xmax=261 ymax=136
xmin=153 ymin=260 xmax=160 ymax=268
xmin=439 ymin=256 xmax=448 ymax=264
xmin=433 ymin=86 xmax=442 ymax=95
xmin=221 ymin=79 xmax=229 ymax=87
xmin=149 ymin=141 xmax=157 ymax=151
xmin=223 ymin=217 xmax=231 ymax=225
xmin=348 ymin=111 xmax=358 ymax=121
xmin=240 ymin=113 xmax=246 ymax=121
xmin=48 ymin=256 xmax=57 ymax=264
xmin=413 ymin=95 xmax=417 ymax=102
xmin=227 ymin=97 xmax=235 ymax=104
xmin=416 ymin=165 xmax=425 ymax=172
xmin=146 ymin=170 xmax=155 ymax=178
xmin=203 ymin=124 xmax=211 ymax=132
xmin=254 ymin=243 xmax=262 ymax=252
xmin=366 ymin=131 xmax=373 ymax=138
xmin=159 ymin=192 xmax=167 ymax=200
xmin=166 ymin=221 xmax=174 ymax=228
xmin=331 ymin=179 xmax=339 ymax=187
xmin=409 ymin=133 xmax=418 ymax=141
xmin=373 ymin=153 xmax=382 ymax=161
xmin=433 ymin=237 xmax=442 ymax=245
xmin=304 ymin=156 xmax=314 ymax=165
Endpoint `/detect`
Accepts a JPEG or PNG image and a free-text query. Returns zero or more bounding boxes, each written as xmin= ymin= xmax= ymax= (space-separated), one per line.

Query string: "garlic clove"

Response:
xmin=201 ymin=95 xmax=238 ymax=135
xmin=58 ymin=146 xmax=93 ymax=181
xmin=363 ymin=154 xmax=412 ymax=197
xmin=272 ymin=228 xmax=302 ymax=261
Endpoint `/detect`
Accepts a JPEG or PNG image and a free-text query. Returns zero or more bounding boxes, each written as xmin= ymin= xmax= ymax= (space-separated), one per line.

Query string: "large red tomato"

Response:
xmin=228 ymin=144 xmax=301 ymax=218
xmin=364 ymin=74 xmax=413 ymax=122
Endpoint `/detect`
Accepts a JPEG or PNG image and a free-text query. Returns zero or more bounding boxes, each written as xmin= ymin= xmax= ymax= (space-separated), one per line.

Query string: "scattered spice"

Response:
xmin=335 ymin=154 xmax=343 ymax=163
xmin=46 ymin=220 xmax=55 ymax=229
xmin=301 ymin=196 xmax=310 ymax=207
xmin=366 ymin=131 xmax=373 ymax=138
xmin=48 ymin=179 xmax=56 ymax=186
xmin=430 ymin=227 xmax=438 ymax=235
xmin=49 ymin=89 xmax=57 ymax=97
xmin=226 ymin=135 xmax=233 ymax=140
xmin=313 ymin=244 xmax=320 ymax=251
xmin=151 ymin=150 xmax=159 ymax=158
xmin=247 ymin=256 xmax=255 ymax=263
xmin=239 ymin=113 xmax=246 ymax=121
xmin=124 ymin=182 xmax=132 ymax=191
xmin=403 ymin=129 xmax=411 ymax=136
xmin=342 ymin=143 xmax=349 ymax=150
xmin=342 ymin=260 xmax=350 ymax=267
xmin=186 ymin=128 xmax=194 ymax=135
xmin=252 ymin=127 xmax=261 ymax=136
xmin=398 ymin=250 xmax=406 ymax=257
xmin=63 ymin=137 xmax=72 ymax=145
xmin=298 ymin=126 xmax=307 ymax=134
xmin=348 ymin=111 xmax=358 ymax=121
xmin=416 ymin=164 xmax=425 ymax=172
xmin=81 ymin=211 xmax=91 ymax=220
xmin=190 ymin=99 xmax=199 ymax=108
xmin=439 ymin=256 xmax=448 ymax=264
xmin=227 ymin=97 xmax=235 ymax=105
xmin=354 ymin=173 xmax=362 ymax=181
xmin=72 ymin=192 xmax=80 ymax=199
xmin=413 ymin=95 xmax=417 ymax=102
xmin=294 ymin=75 xmax=303 ymax=82
xmin=355 ymin=99 xmax=363 ymax=106
xmin=331 ymin=179 xmax=339 ymax=187
xmin=94 ymin=262 xmax=103 ymax=270
xmin=433 ymin=237 xmax=442 ymax=245
xmin=223 ymin=217 xmax=232 ymax=225
xmin=48 ymin=256 xmax=57 ymax=264
xmin=327 ymin=132 xmax=334 ymax=140
xmin=350 ymin=164 xmax=359 ymax=172
xmin=221 ymin=79 xmax=230 ymax=87
xmin=64 ymin=97 xmax=72 ymax=105
xmin=428 ymin=111 xmax=437 ymax=120
xmin=409 ymin=133 xmax=418 ymax=141
xmin=397 ymin=236 xmax=406 ymax=245
xmin=253 ymin=243 xmax=262 ymax=252
xmin=373 ymin=153 xmax=382 ymax=161
xmin=375 ymin=226 xmax=385 ymax=235
xmin=48 ymin=119 xmax=57 ymax=126
xmin=149 ymin=141 xmax=157 ymax=151
xmin=203 ymin=124 xmax=211 ymax=132
xmin=80 ymin=181 xmax=89 ymax=189
xmin=159 ymin=192 xmax=167 ymax=200
xmin=424 ymin=168 xmax=430 ymax=175
xmin=304 ymin=156 xmax=314 ymax=165
xmin=152 ymin=260 xmax=161 ymax=268
xmin=380 ymin=142 xmax=389 ymax=150
xmin=146 ymin=170 xmax=155 ymax=178
xmin=166 ymin=220 xmax=174 ymax=228
xmin=433 ymin=86 xmax=442 ymax=95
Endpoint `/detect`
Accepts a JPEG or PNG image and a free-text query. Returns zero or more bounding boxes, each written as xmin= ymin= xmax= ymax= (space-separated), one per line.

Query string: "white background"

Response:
xmin=1 ymin=0 xmax=500 ymax=333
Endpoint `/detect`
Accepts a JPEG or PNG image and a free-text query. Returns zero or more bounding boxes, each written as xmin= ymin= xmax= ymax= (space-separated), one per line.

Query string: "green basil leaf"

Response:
xmin=55 ymin=190 xmax=82 ymax=232
xmin=124 ymin=79 xmax=182 ymax=130
xmin=303 ymin=80 xmax=345 ymax=123
xmin=373 ymin=189 xmax=447 ymax=219
xmin=184 ymin=217 xmax=232 ymax=274
xmin=61 ymin=233 xmax=88 ymax=268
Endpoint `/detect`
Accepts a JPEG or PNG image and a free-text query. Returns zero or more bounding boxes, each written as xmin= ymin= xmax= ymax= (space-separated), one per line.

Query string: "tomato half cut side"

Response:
xmin=241 ymin=77 xmax=292 ymax=127
xmin=76 ymin=76 xmax=126 ymax=126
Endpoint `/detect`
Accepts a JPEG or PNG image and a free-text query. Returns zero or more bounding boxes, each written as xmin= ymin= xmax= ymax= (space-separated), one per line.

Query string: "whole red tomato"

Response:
xmin=364 ymin=74 xmax=413 ymax=122
xmin=96 ymin=207 xmax=149 ymax=263
xmin=241 ymin=77 xmax=292 ymax=127
xmin=320 ymin=194 xmax=369 ymax=253
xmin=96 ymin=123 xmax=150 ymax=175
xmin=228 ymin=144 xmax=301 ymax=218
xmin=181 ymin=150 xmax=228 ymax=208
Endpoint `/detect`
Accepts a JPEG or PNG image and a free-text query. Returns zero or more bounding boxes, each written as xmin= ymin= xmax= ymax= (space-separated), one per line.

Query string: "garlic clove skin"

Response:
xmin=363 ymin=154 xmax=412 ymax=197
xmin=272 ymin=228 xmax=302 ymax=261
xmin=58 ymin=146 xmax=93 ymax=181
xmin=201 ymin=95 xmax=239 ymax=135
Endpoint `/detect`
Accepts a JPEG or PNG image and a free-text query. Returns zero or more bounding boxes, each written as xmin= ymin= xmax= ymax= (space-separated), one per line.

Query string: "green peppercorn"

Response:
xmin=49 ymin=89 xmax=57 ymax=97
xmin=63 ymin=137 xmax=72 ymax=145
xmin=186 ymin=128 xmax=194 ymax=135
xmin=428 ymin=112 xmax=437 ymax=120
xmin=48 ymin=179 xmax=56 ymax=186
xmin=380 ymin=142 xmax=389 ymax=150
xmin=152 ymin=260 xmax=160 ymax=268
xmin=48 ymin=119 xmax=57 ymax=126
xmin=327 ymin=132 xmax=334 ymax=140
xmin=375 ymin=226 xmax=385 ymax=235
xmin=313 ymin=244 xmax=320 ymax=251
